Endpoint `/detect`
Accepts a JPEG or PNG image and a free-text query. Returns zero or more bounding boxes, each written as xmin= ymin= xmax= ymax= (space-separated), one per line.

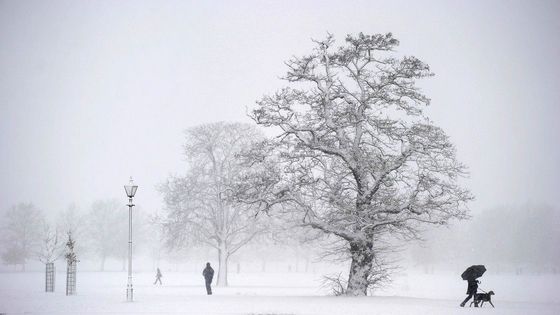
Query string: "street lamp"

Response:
xmin=124 ymin=177 xmax=138 ymax=302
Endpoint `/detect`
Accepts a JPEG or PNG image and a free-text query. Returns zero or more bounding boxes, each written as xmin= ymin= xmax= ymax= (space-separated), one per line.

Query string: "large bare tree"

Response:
xmin=243 ymin=33 xmax=473 ymax=295
xmin=159 ymin=122 xmax=265 ymax=286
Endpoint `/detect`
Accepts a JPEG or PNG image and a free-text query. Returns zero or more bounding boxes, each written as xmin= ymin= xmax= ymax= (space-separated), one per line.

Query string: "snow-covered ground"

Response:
xmin=0 ymin=270 xmax=558 ymax=314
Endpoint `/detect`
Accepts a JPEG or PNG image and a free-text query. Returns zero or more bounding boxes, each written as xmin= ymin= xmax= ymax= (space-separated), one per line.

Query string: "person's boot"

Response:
xmin=460 ymin=302 xmax=465 ymax=307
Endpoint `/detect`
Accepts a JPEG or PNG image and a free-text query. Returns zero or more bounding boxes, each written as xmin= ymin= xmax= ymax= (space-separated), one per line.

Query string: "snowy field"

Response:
xmin=0 ymin=271 xmax=558 ymax=315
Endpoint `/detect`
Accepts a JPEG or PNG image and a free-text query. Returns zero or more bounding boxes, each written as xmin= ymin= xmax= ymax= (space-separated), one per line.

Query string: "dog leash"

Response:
xmin=475 ymin=280 xmax=488 ymax=294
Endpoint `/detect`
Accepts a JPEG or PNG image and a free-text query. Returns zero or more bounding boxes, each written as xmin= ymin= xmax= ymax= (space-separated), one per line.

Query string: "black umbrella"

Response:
xmin=461 ymin=265 xmax=486 ymax=280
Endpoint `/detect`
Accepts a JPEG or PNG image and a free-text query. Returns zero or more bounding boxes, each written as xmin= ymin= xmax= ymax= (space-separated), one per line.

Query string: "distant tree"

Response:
xmin=1 ymin=203 xmax=44 ymax=270
xmin=159 ymin=122 xmax=266 ymax=286
xmin=243 ymin=33 xmax=473 ymax=295
xmin=145 ymin=212 xmax=166 ymax=270
xmin=86 ymin=199 xmax=127 ymax=271
xmin=1 ymin=246 xmax=25 ymax=269
xmin=469 ymin=204 xmax=560 ymax=273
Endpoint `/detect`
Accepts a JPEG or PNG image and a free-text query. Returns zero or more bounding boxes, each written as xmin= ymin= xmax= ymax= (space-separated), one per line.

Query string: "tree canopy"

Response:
xmin=242 ymin=33 xmax=473 ymax=295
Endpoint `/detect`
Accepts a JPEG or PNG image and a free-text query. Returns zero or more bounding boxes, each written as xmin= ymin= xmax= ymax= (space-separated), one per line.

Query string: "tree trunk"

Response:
xmin=99 ymin=254 xmax=106 ymax=271
xmin=216 ymin=242 xmax=229 ymax=286
xmin=346 ymin=241 xmax=374 ymax=296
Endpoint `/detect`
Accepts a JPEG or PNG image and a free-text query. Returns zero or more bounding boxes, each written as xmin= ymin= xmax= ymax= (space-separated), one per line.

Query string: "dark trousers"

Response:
xmin=205 ymin=279 xmax=212 ymax=295
xmin=154 ymin=277 xmax=162 ymax=285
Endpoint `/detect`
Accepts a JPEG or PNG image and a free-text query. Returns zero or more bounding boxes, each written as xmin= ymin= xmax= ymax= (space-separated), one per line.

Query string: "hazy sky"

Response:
xmin=1 ymin=0 xmax=559 ymax=217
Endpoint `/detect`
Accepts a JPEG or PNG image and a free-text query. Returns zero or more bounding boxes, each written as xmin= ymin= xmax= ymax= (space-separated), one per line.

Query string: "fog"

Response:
xmin=1 ymin=0 xmax=559 ymax=275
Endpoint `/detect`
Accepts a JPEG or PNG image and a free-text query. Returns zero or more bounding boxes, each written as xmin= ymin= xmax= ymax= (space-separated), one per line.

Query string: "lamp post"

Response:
xmin=124 ymin=177 xmax=138 ymax=302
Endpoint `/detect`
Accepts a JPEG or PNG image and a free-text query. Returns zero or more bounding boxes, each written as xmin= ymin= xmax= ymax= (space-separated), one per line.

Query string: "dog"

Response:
xmin=470 ymin=291 xmax=495 ymax=308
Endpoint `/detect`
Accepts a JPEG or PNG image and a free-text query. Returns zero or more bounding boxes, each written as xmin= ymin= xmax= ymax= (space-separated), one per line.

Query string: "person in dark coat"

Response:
xmin=202 ymin=262 xmax=214 ymax=295
xmin=460 ymin=279 xmax=480 ymax=307
xmin=153 ymin=267 xmax=162 ymax=285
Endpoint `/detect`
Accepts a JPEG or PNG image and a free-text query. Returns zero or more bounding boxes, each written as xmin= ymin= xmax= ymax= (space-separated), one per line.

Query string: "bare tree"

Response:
xmin=35 ymin=221 xmax=65 ymax=292
xmin=86 ymin=199 xmax=127 ymax=271
xmin=159 ymin=122 xmax=266 ymax=286
xmin=1 ymin=203 xmax=44 ymax=271
xmin=243 ymin=33 xmax=473 ymax=295
xmin=35 ymin=221 xmax=65 ymax=264
xmin=145 ymin=212 xmax=167 ymax=271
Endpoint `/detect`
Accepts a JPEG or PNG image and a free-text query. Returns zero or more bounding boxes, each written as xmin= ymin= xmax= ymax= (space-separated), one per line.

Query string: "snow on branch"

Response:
xmin=245 ymin=33 xmax=473 ymax=295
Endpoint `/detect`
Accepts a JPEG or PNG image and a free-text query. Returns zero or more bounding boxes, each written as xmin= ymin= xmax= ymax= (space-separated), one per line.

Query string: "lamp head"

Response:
xmin=124 ymin=177 xmax=138 ymax=198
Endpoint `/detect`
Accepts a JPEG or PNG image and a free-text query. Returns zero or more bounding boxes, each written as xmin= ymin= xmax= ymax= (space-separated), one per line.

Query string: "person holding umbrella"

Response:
xmin=460 ymin=265 xmax=486 ymax=307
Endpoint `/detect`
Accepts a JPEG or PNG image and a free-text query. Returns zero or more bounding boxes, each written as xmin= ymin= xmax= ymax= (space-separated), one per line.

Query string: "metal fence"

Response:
xmin=45 ymin=263 xmax=55 ymax=292
xmin=66 ymin=261 xmax=76 ymax=295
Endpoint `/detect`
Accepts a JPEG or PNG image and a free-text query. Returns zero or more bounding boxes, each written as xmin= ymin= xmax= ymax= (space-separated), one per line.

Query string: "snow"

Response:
xmin=0 ymin=271 xmax=558 ymax=315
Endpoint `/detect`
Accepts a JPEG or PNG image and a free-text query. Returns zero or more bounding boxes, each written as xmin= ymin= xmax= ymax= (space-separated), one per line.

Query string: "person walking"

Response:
xmin=202 ymin=262 xmax=214 ymax=295
xmin=460 ymin=279 xmax=479 ymax=307
xmin=153 ymin=267 xmax=163 ymax=285
xmin=460 ymin=265 xmax=486 ymax=307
